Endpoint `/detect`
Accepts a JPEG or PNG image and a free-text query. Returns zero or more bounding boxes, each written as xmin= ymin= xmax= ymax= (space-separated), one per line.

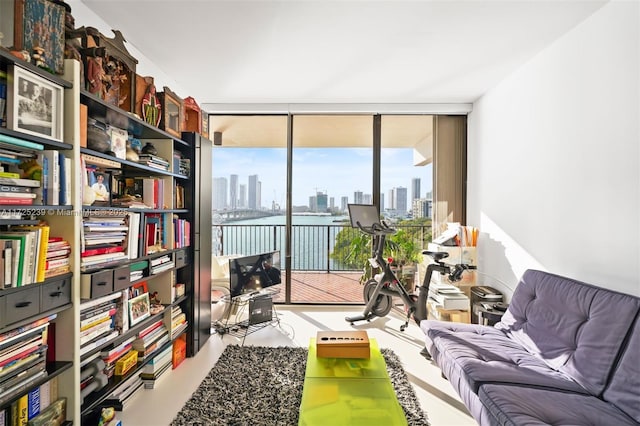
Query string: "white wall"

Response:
xmin=467 ymin=1 xmax=639 ymax=297
xmin=65 ymin=0 xmax=189 ymax=96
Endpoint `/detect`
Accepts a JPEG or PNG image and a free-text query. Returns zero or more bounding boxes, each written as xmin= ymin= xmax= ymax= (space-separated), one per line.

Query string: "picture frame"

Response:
xmin=128 ymin=292 xmax=151 ymax=326
xmin=158 ymin=86 xmax=183 ymax=138
xmin=12 ymin=0 xmax=66 ymax=75
xmin=7 ymin=64 xmax=64 ymax=142
xmin=130 ymin=281 xmax=149 ymax=298
xmin=88 ymin=170 xmax=110 ymax=205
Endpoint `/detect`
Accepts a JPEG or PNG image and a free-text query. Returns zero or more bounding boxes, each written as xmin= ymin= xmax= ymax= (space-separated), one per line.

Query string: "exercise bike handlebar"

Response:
xmin=355 ymin=220 xmax=396 ymax=236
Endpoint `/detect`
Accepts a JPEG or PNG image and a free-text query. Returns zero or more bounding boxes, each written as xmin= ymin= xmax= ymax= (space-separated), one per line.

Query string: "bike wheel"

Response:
xmin=363 ymin=279 xmax=393 ymax=317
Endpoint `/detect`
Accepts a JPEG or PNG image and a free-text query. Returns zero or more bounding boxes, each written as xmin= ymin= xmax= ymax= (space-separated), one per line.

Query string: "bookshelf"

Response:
xmin=0 ymin=52 xmax=211 ymax=425
xmin=0 ymin=51 xmax=78 ymax=425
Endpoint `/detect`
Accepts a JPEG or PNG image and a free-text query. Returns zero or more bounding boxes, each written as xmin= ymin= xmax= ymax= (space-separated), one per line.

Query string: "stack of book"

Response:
xmin=143 ymin=213 xmax=167 ymax=255
xmin=129 ymin=260 xmax=147 ymax=282
xmin=428 ymin=281 xmax=470 ymax=311
xmin=132 ymin=319 xmax=169 ymax=362
xmin=149 ymin=255 xmax=173 ymax=275
xmin=79 ymin=293 xmax=122 ymax=356
xmin=100 ymin=337 xmax=135 ymax=380
xmin=80 ymin=303 xmax=117 ymax=352
xmin=141 ymin=178 xmax=165 ymax=209
xmin=170 ymin=306 xmax=188 ymax=340
xmin=101 ymin=371 xmax=143 ymax=411
xmin=0 ymin=315 xmax=54 ymax=406
xmin=81 ymin=214 xmax=129 ymax=270
xmin=124 ymin=212 xmax=141 ymax=260
xmin=0 ymin=171 xmax=38 ymax=206
xmin=139 ymin=345 xmax=172 ymax=389
xmin=137 ymin=154 xmax=170 ymax=171
xmin=44 ymin=237 xmax=71 ymax=279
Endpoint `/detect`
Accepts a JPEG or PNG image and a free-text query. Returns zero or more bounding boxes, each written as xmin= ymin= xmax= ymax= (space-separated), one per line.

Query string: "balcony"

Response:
xmin=213 ymin=222 xmax=430 ymax=303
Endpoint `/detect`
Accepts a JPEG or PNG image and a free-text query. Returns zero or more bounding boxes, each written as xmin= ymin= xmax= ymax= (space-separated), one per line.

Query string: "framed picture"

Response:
xmin=158 ymin=86 xmax=183 ymax=138
xmin=130 ymin=281 xmax=149 ymax=298
xmin=88 ymin=170 xmax=110 ymax=204
xmin=7 ymin=65 xmax=64 ymax=142
xmin=128 ymin=292 xmax=151 ymax=326
xmin=12 ymin=0 xmax=66 ymax=74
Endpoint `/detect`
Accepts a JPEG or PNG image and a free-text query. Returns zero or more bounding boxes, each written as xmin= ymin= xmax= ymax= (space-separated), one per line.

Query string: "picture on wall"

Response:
xmin=7 ymin=65 xmax=64 ymax=141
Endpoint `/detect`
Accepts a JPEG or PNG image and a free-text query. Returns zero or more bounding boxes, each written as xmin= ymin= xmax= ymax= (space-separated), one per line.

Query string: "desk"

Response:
xmin=299 ymin=338 xmax=407 ymax=426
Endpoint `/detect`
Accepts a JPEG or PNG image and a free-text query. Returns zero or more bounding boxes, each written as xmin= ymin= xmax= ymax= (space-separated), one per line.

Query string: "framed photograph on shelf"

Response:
xmin=158 ymin=86 xmax=183 ymax=138
xmin=88 ymin=170 xmax=110 ymax=205
xmin=7 ymin=65 xmax=64 ymax=142
xmin=128 ymin=292 xmax=151 ymax=326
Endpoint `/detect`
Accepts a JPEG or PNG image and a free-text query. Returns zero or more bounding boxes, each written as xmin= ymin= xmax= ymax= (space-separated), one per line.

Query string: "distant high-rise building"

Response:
xmin=363 ymin=194 xmax=372 ymax=204
xmin=257 ymin=180 xmax=262 ymax=210
xmin=316 ymin=192 xmax=328 ymax=212
xmin=395 ymin=187 xmax=407 ymax=214
xmin=309 ymin=195 xmax=317 ymax=212
xmin=411 ymin=178 xmax=421 ymax=202
xmin=341 ymin=196 xmax=348 ymax=212
xmin=413 ymin=198 xmax=432 ymax=218
xmin=354 ymin=191 xmax=364 ymax=204
xmin=230 ymin=174 xmax=238 ymax=209
xmin=380 ymin=193 xmax=385 ymax=212
xmin=213 ymin=177 xmax=228 ymax=210
xmin=248 ymin=175 xmax=258 ymax=210
xmin=329 ymin=197 xmax=335 ymax=211
xmin=239 ymin=184 xmax=247 ymax=208
xmin=388 ymin=189 xmax=395 ymax=210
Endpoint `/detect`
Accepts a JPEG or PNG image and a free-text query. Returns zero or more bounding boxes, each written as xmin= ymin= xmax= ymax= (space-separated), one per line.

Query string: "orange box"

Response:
xmin=172 ymin=334 xmax=187 ymax=369
xmin=316 ymin=331 xmax=370 ymax=359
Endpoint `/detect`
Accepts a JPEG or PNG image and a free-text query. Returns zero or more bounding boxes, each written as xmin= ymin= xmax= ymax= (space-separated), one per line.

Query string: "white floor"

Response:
xmin=119 ymin=306 xmax=476 ymax=426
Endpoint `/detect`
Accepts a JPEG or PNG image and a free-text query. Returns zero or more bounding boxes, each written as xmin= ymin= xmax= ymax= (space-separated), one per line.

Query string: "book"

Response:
xmin=13 ymin=393 xmax=28 ymax=426
xmin=0 ymin=177 xmax=40 ymax=188
xmin=0 ymin=186 xmax=32 ymax=193
xmin=0 ymin=171 xmax=19 ymax=179
xmin=42 ymin=151 xmax=59 ymax=206
xmin=27 ymin=386 xmax=41 ymax=420
xmin=0 ymin=134 xmax=44 ymax=151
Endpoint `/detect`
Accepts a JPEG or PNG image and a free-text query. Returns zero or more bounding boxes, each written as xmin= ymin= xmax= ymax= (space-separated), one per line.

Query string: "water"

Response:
xmin=214 ymin=214 xmax=353 ymax=270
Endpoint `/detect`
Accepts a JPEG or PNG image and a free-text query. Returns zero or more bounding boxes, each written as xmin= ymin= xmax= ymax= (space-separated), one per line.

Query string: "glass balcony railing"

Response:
xmin=212 ymin=224 xmax=431 ymax=272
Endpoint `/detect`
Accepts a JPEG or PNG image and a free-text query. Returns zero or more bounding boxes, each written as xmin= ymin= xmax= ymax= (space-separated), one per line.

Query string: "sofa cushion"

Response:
xmin=479 ymin=384 xmax=639 ymax=426
xmin=421 ymin=320 xmax=587 ymax=394
xmin=602 ymin=316 xmax=640 ymax=423
xmin=496 ymin=269 xmax=640 ymax=395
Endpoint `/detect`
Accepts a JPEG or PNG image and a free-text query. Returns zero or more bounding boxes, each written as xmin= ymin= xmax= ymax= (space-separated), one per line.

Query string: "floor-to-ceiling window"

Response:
xmin=290 ymin=115 xmax=373 ymax=303
xmin=208 ymin=111 xmax=465 ymax=305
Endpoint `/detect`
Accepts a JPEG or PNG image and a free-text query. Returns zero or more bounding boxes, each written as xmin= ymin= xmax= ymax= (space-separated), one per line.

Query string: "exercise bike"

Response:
xmin=345 ymin=204 xmax=476 ymax=332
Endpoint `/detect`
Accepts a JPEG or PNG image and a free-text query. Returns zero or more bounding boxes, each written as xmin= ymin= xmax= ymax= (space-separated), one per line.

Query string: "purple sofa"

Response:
xmin=420 ymin=269 xmax=640 ymax=425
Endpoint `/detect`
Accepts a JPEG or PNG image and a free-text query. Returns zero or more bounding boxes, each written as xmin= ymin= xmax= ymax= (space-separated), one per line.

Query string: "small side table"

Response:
xmin=475 ymin=304 xmax=508 ymax=326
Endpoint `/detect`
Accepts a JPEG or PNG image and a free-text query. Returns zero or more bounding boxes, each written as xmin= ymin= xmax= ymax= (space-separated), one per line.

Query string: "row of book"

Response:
xmin=0 ymin=315 xmax=54 ymax=410
xmin=4 ymin=391 xmax=65 ymax=426
xmin=173 ymin=218 xmax=191 ymax=249
xmin=0 ymin=223 xmax=70 ymax=288
xmin=0 ymin=145 xmax=72 ymax=207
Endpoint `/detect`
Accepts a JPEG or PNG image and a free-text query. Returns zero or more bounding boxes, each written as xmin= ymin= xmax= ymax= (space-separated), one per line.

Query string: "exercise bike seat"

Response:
xmin=422 ymin=250 xmax=449 ymax=262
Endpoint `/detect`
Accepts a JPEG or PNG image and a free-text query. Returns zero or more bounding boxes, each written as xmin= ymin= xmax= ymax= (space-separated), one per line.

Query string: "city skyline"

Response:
xmin=211 ymin=147 xmax=432 ymax=210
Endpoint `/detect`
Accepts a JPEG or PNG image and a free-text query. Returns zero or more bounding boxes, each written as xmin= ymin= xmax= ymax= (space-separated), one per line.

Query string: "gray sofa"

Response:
xmin=420 ymin=269 xmax=640 ymax=425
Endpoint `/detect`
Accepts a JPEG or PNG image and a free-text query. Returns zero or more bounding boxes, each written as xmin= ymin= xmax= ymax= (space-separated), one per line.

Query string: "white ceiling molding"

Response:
xmin=201 ymin=103 xmax=472 ymax=115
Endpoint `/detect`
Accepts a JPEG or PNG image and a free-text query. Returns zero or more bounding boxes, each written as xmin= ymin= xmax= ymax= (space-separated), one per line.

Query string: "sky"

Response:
xmin=212 ymin=147 xmax=432 ymax=208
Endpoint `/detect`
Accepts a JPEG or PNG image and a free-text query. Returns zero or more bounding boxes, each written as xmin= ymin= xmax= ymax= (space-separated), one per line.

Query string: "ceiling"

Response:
xmin=79 ymin=0 xmax=607 ymax=108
